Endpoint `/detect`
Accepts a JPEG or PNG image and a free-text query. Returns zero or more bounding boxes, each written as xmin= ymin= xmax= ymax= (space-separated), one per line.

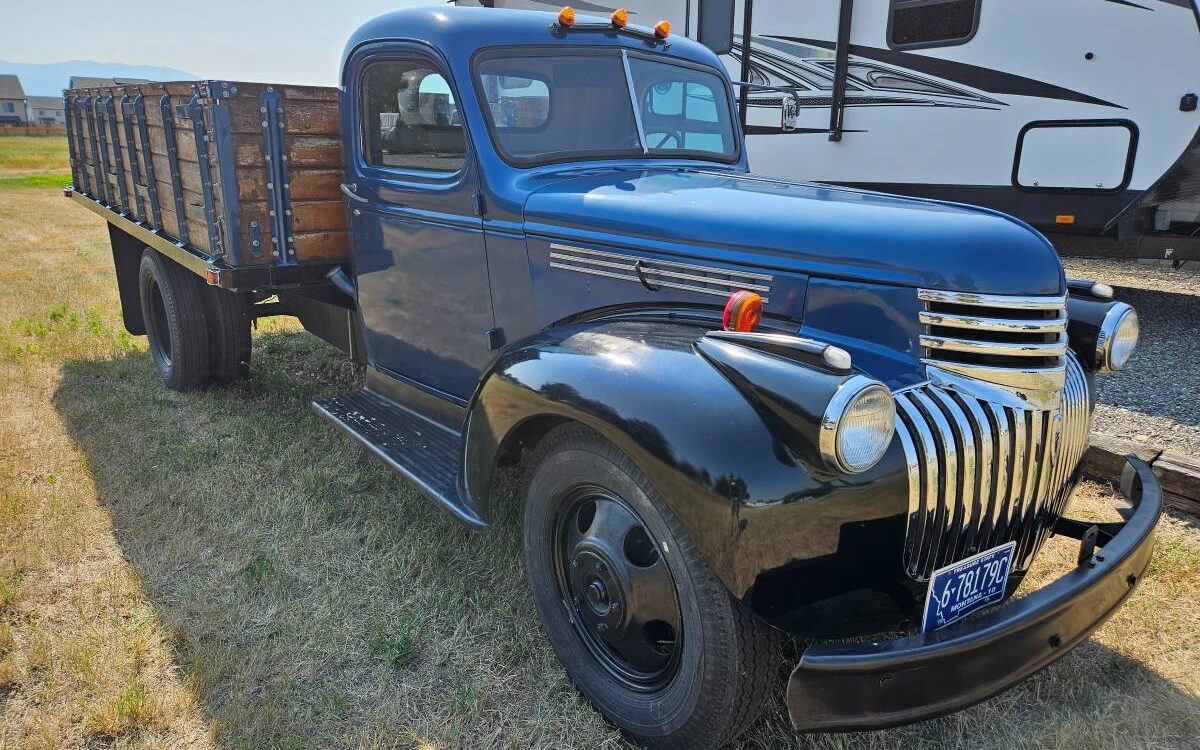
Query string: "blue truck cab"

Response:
xmin=68 ymin=6 xmax=1159 ymax=748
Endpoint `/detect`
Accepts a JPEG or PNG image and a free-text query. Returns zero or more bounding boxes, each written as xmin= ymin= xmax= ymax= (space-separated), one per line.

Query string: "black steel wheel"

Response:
xmin=523 ymin=424 xmax=779 ymax=750
xmin=554 ymin=486 xmax=683 ymax=692
xmin=138 ymin=250 xmax=211 ymax=391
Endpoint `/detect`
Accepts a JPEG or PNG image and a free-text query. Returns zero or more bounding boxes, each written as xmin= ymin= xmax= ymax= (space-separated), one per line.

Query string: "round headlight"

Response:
xmin=1097 ymin=303 xmax=1139 ymax=372
xmin=820 ymin=377 xmax=896 ymax=474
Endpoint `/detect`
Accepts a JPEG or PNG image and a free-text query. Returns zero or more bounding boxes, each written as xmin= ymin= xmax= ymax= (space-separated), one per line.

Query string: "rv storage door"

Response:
xmin=1015 ymin=121 xmax=1136 ymax=192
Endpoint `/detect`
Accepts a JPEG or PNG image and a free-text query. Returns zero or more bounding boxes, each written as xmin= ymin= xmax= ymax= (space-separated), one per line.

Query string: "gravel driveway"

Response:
xmin=1062 ymin=258 xmax=1200 ymax=458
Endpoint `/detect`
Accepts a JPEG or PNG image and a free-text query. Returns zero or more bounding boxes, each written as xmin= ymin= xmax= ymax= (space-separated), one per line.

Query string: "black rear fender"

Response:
xmin=108 ymin=224 xmax=147 ymax=335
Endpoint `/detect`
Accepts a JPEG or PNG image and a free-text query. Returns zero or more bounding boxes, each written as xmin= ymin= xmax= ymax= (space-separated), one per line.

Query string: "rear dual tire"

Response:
xmin=523 ymin=425 xmax=779 ymax=750
xmin=138 ymin=249 xmax=250 ymax=391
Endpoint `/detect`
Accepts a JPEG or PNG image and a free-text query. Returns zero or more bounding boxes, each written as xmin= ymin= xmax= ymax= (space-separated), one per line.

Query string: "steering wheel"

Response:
xmin=650 ymin=129 xmax=684 ymax=150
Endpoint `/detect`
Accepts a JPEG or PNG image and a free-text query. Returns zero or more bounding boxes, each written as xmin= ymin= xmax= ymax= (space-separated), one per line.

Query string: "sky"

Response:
xmin=5 ymin=0 xmax=439 ymax=87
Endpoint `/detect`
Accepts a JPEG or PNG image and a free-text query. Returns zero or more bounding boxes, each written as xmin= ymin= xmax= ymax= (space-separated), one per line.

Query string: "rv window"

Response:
xmin=888 ymin=0 xmax=980 ymax=50
xmin=360 ymin=61 xmax=466 ymax=173
xmin=698 ymin=0 xmax=735 ymax=56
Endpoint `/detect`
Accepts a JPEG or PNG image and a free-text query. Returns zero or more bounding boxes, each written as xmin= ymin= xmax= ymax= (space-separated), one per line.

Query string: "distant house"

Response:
xmin=0 ymin=75 xmax=29 ymax=125
xmin=68 ymin=75 xmax=152 ymax=90
xmin=26 ymin=96 xmax=66 ymax=125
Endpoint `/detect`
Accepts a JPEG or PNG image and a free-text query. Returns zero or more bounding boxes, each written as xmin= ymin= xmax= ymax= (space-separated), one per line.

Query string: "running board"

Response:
xmin=312 ymin=390 xmax=484 ymax=527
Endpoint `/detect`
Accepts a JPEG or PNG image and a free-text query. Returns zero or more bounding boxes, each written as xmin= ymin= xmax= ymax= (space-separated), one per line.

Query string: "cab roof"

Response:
xmin=341 ymin=6 xmax=725 ymax=79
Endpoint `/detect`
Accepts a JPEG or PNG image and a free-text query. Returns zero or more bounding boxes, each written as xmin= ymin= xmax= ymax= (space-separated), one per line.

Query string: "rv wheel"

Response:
xmin=522 ymin=424 xmax=778 ymax=750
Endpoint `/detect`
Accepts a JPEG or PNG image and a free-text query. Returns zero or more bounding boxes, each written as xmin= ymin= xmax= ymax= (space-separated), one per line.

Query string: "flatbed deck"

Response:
xmin=63 ymin=79 xmax=350 ymax=291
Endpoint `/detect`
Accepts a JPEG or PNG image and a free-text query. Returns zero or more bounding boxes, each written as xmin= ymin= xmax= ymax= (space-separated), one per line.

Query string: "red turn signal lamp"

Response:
xmin=654 ymin=19 xmax=671 ymax=39
xmin=611 ymin=7 xmax=629 ymax=27
xmin=723 ymin=291 xmax=763 ymax=333
xmin=557 ymin=6 xmax=577 ymax=27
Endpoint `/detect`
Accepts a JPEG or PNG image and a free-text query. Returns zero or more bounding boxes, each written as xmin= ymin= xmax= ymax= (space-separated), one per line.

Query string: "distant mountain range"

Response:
xmin=0 ymin=60 xmax=196 ymax=96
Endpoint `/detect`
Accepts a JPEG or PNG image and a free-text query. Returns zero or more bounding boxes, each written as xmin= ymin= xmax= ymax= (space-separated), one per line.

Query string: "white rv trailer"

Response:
xmin=458 ymin=0 xmax=1200 ymax=261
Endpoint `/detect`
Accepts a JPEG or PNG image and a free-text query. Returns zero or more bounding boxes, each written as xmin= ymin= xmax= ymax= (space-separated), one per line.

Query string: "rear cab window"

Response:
xmin=361 ymin=61 xmax=466 ymax=173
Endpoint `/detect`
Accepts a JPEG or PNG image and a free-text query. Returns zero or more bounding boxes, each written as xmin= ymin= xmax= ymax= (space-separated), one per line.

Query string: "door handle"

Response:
xmin=340 ymin=182 xmax=369 ymax=204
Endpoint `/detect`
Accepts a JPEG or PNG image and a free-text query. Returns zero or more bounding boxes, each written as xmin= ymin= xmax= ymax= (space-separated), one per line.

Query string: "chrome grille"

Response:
xmin=918 ymin=289 xmax=1069 ymax=395
xmin=894 ymin=352 xmax=1090 ymax=581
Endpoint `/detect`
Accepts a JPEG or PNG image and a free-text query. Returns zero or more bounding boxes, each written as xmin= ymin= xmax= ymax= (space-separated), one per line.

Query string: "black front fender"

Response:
xmin=462 ymin=318 xmax=912 ymax=621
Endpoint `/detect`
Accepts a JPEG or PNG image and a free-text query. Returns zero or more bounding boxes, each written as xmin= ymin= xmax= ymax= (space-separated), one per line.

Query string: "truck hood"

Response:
xmin=521 ymin=167 xmax=1064 ymax=296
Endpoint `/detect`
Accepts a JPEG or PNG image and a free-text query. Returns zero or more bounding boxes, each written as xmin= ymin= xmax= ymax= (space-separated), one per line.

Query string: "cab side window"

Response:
xmin=361 ymin=61 xmax=466 ymax=173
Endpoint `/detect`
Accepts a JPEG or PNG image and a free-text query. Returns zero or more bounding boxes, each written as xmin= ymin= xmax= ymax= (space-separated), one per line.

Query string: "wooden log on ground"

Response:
xmin=1154 ymin=452 xmax=1200 ymax=517
xmin=1082 ymin=433 xmax=1200 ymax=516
xmin=1081 ymin=434 xmax=1161 ymax=481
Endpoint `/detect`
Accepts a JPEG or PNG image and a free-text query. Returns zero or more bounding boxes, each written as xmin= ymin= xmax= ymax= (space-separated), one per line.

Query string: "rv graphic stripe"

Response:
xmin=771 ymin=36 xmax=1124 ymax=109
xmin=1097 ymin=0 xmax=1153 ymax=9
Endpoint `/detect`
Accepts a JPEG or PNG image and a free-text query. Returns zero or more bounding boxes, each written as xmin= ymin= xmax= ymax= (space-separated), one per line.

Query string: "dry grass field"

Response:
xmin=0 ymin=137 xmax=1197 ymax=750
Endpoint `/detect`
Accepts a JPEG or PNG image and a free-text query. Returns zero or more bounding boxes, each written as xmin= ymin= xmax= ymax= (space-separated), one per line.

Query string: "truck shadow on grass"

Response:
xmin=51 ymin=330 xmax=1200 ymax=750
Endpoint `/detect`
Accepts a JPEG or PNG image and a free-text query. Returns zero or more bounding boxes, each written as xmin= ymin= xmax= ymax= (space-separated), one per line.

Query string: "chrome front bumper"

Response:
xmin=786 ymin=456 xmax=1161 ymax=732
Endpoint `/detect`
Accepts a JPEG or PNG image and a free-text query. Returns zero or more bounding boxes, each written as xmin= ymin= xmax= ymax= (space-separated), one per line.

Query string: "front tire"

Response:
xmin=523 ymin=425 xmax=778 ymax=750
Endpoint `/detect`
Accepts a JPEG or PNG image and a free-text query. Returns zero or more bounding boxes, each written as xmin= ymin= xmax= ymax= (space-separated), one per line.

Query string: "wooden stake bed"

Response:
xmin=63 ymin=80 xmax=349 ymax=287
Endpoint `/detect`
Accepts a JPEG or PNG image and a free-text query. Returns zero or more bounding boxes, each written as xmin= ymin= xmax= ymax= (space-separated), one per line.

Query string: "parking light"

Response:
xmin=558 ymin=6 xmax=576 ymax=27
xmin=723 ymin=290 xmax=763 ymax=333
xmin=654 ymin=19 xmax=671 ymax=38
xmin=611 ymin=8 xmax=628 ymax=27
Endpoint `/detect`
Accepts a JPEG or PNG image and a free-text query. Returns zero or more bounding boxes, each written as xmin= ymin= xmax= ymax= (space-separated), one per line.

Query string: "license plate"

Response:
xmin=922 ymin=541 xmax=1016 ymax=633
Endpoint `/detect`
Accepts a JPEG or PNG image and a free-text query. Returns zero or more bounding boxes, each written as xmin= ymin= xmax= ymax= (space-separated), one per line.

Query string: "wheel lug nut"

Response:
xmin=612 ymin=601 xmax=620 ymax=611
xmin=597 ymin=623 xmax=608 ymax=633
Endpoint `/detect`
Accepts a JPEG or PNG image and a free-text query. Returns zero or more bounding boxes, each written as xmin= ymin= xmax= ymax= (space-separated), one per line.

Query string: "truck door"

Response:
xmin=346 ymin=51 xmax=495 ymax=401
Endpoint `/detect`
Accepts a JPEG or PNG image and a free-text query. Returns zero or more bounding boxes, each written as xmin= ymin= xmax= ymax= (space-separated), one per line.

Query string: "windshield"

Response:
xmin=475 ymin=49 xmax=739 ymax=166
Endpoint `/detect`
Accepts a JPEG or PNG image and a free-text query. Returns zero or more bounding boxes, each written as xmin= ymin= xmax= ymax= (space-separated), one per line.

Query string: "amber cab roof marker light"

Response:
xmin=551 ymin=7 xmax=669 ymax=46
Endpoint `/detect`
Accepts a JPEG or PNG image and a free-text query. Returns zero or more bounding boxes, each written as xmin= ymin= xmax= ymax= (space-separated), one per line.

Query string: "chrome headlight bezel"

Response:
xmin=819 ymin=376 xmax=897 ymax=474
xmin=1095 ymin=302 xmax=1138 ymax=372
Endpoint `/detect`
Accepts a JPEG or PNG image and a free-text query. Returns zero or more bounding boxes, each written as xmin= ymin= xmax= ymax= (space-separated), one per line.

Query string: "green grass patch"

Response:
xmin=369 ymin=616 xmax=421 ymax=669
xmin=0 ymin=136 xmax=70 ymax=176
xmin=0 ymin=571 xmax=23 ymax=612
xmin=242 ymin=554 xmax=274 ymax=586
xmin=0 ymin=173 xmax=71 ymax=189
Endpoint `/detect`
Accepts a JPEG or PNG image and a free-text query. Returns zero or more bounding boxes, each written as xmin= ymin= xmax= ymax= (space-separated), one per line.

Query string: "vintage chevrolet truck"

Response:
xmin=62 ymin=6 xmax=1159 ymax=749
